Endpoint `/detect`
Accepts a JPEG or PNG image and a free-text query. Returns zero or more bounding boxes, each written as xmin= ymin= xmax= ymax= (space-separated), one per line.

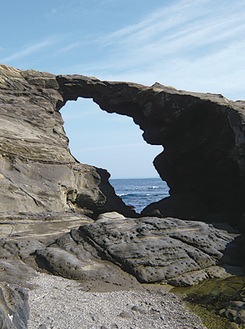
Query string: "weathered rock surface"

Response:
xmin=1 ymin=212 xmax=242 ymax=288
xmin=1 ymin=64 xmax=245 ymax=327
xmin=0 ymin=212 xmax=244 ymax=327
xmin=0 ymin=64 xmax=135 ymax=217
xmin=80 ymin=213 xmax=242 ymax=286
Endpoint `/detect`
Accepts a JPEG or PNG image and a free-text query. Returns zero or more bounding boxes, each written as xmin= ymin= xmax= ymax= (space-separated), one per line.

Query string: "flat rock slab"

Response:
xmin=0 ymin=212 xmax=93 ymax=240
xmin=81 ymin=214 xmax=241 ymax=286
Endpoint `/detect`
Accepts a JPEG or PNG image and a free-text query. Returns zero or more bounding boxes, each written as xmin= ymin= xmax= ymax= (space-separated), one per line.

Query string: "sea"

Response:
xmin=109 ymin=177 xmax=170 ymax=213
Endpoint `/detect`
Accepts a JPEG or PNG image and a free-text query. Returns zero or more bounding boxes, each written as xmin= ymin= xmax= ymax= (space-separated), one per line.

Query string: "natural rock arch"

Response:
xmin=1 ymin=65 xmax=245 ymax=227
xmin=56 ymin=74 xmax=245 ymax=225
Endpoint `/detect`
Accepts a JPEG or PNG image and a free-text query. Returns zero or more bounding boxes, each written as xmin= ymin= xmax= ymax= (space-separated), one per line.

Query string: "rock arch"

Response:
xmin=0 ymin=65 xmax=245 ymax=226
xmin=57 ymin=75 xmax=245 ymax=224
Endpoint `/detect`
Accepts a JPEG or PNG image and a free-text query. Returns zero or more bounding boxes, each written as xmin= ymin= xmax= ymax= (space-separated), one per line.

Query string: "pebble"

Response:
xmin=27 ymin=272 xmax=207 ymax=329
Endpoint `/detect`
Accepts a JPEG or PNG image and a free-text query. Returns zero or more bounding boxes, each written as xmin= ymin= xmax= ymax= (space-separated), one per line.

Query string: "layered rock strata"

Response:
xmin=0 ymin=65 xmax=134 ymax=217
xmin=0 ymin=283 xmax=29 ymax=329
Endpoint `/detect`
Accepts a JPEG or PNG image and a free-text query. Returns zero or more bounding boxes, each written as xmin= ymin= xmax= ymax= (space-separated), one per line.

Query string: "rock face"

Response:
xmin=0 ymin=65 xmax=135 ymax=217
xmin=80 ymin=213 xmax=242 ymax=286
xmin=0 ymin=212 xmax=242 ymax=288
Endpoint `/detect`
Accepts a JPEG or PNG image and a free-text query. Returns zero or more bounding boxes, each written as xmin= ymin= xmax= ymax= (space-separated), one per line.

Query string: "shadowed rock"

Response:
xmin=56 ymin=74 xmax=245 ymax=224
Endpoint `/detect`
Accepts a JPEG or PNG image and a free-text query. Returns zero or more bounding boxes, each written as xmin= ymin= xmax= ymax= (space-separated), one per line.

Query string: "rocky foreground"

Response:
xmin=1 ymin=212 xmax=244 ymax=328
xmin=1 ymin=64 xmax=245 ymax=328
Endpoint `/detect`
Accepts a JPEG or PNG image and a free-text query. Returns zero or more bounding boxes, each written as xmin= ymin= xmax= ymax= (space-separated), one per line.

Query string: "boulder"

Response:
xmin=80 ymin=214 xmax=242 ymax=286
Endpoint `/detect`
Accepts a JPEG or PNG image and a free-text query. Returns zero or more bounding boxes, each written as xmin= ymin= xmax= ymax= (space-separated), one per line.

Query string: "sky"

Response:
xmin=0 ymin=0 xmax=244 ymax=178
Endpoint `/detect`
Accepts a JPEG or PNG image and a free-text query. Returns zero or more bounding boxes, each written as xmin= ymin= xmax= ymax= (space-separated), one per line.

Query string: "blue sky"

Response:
xmin=1 ymin=0 xmax=244 ymax=178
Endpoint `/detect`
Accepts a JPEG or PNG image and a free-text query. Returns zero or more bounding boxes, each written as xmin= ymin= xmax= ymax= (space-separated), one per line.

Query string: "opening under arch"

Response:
xmin=61 ymin=98 xmax=169 ymax=212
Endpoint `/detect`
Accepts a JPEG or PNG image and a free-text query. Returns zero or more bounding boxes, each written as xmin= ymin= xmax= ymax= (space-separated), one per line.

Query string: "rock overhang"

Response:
xmin=56 ymin=73 xmax=245 ymax=226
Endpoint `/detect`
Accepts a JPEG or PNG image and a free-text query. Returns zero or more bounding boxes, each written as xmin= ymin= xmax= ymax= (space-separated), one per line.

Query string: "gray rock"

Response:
xmin=56 ymin=73 xmax=245 ymax=225
xmin=34 ymin=229 xmax=141 ymax=290
xmin=0 ymin=283 xmax=29 ymax=329
xmin=2 ymin=64 xmax=245 ymax=223
xmin=81 ymin=214 xmax=242 ymax=286
xmin=0 ymin=65 xmax=135 ymax=217
xmin=0 ymin=259 xmax=36 ymax=286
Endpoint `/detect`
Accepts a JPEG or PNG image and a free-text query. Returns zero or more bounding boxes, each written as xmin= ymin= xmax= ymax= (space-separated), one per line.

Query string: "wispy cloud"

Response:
xmin=89 ymin=0 xmax=245 ymax=99
xmin=60 ymin=42 xmax=81 ymax=53
xmin=1 ymin=36 xmax=59 ymax=63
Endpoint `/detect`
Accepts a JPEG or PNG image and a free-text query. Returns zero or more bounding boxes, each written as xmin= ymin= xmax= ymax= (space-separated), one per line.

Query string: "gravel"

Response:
xmin=27 ymin=273 xmax=207 ymax=329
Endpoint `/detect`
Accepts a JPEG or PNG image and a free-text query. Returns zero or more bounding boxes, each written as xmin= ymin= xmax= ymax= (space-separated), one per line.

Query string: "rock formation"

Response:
xmin=1 ymin=64 xmax=245 ymax=328
xmin=56 ymin=74 xmax=245 ymax=225
xmin=0 ymin=65 xmax=135 ymax=217
xmin=1 ymin=64 xmax=245 ymax=224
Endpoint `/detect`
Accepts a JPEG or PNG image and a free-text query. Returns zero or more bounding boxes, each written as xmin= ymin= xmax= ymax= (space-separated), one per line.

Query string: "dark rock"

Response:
xmin=0 ymin=260 xmax=36 ymax=286
xmin=221 ymin=300 xmax=245 ymax=324
xmin=56 ymin=74 xmax=245 ymax=224
xmin=34 ymin=226 xmax=141 ymax=290
xmin=1 ymin=63 xmax=245 ymax=328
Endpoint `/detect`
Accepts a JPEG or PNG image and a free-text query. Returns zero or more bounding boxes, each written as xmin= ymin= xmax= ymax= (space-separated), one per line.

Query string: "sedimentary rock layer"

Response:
xmin=0 ymin=65 xmax=134 ymax=217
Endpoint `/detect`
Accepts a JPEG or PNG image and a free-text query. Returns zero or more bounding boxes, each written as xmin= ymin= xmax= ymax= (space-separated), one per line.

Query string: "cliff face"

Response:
xmin=0 ymin=65 xmax=133 ymax=216
xmin=1 ymin=65 xmax=245 ymax=225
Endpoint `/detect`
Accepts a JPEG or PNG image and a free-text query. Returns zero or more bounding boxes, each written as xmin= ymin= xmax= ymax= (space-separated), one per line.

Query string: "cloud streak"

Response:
xmin=1 ymin=36 xmax=58 ymax=63
xmin=81 ymin=0 xmax=243 ymax=98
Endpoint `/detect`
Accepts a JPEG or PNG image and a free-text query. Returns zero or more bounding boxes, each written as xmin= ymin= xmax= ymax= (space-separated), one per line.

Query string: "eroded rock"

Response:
xmin=56 ymin=74 xmax=245 ymax=224
xmin=0 ymin=65 xmax=135 ymax=217
xmin=1 ymin=64 xmax=245 ymax=222
xmin=80 ymin=214 xmax=242 ymax=286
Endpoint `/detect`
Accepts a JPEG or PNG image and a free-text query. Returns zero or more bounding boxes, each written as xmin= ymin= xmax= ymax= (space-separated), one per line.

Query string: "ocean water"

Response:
xmin=109 ymin=177 xmax=170 ymax=213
